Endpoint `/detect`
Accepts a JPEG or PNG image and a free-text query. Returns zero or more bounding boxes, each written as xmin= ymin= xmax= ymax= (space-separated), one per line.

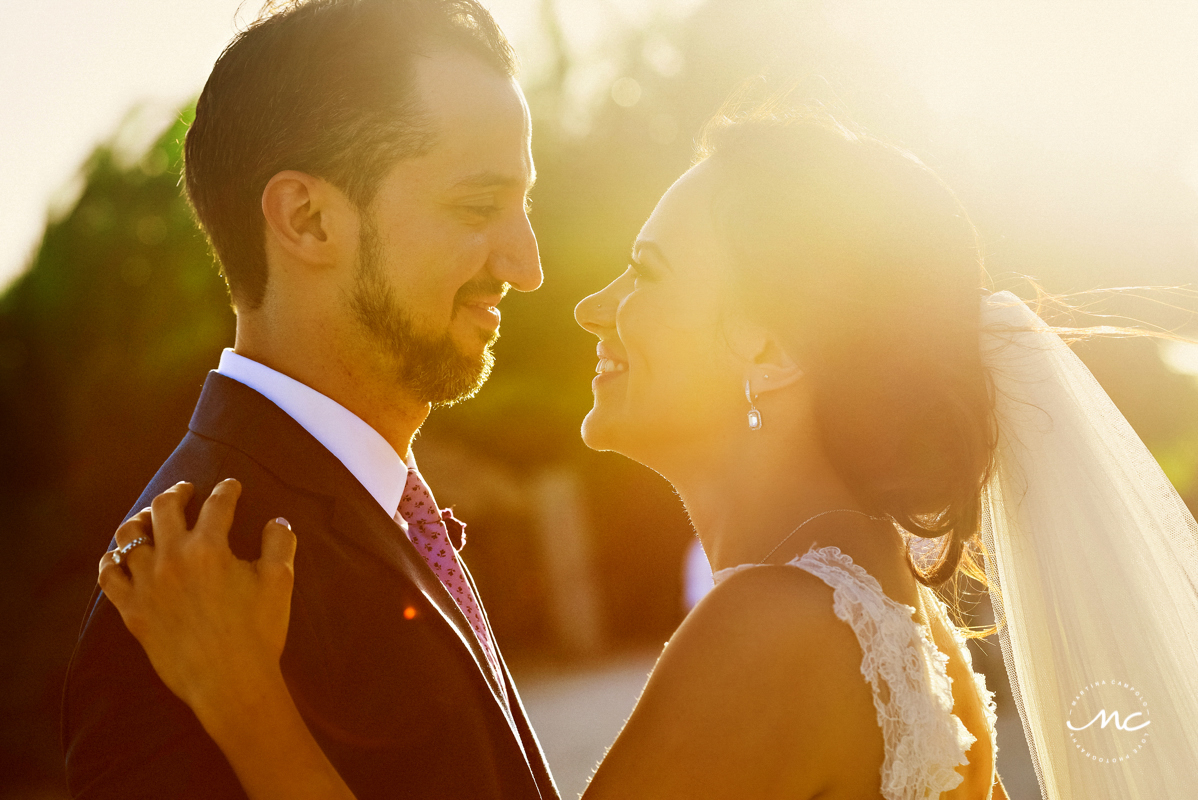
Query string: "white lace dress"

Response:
xmin=713 ymin=545 xmax=998 ymax=800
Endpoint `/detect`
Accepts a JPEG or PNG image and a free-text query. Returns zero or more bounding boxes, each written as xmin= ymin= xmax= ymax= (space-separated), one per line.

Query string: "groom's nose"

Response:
xmin=489 ymin=209 xmax=541 ymax=292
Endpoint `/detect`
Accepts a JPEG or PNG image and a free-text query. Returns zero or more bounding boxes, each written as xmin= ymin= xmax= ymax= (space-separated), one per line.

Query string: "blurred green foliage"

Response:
xmin=0 ymin=109 xmax=238 ymax=790
xmin=3 ymin=0 xmax=1197 ymax=793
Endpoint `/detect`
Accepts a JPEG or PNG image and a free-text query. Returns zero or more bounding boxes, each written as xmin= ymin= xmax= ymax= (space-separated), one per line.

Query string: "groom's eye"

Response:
xmin=451 ymin=192 xmax=503 ymax=222
xmin=458 ymin=203 xmax=500 ymax=221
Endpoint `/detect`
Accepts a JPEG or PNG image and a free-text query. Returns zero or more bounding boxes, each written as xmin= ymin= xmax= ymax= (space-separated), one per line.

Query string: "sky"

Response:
xmin=0 ymin=0 xmax=712 ymax=291
xmin=1 ymin=0 xmax=244 ymax=289
xmin=0 ymin=0 xmax=554 ymax=290
xmin=3 ymin=0 xmax=1198 ymax=300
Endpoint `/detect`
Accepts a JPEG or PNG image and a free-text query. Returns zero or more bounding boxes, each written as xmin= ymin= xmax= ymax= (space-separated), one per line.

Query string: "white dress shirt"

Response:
xmin=216 ymin=349 xmax=413 ymax=526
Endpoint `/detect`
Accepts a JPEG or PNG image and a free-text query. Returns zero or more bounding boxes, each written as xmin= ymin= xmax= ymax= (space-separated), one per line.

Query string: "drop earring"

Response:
xmin=745 ymin=378 xmax=762 ymax=431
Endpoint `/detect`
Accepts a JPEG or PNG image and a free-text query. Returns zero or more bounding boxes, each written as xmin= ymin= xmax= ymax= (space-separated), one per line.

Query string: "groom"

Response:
xmin=61 ymin=1 xmax=557 ymax=798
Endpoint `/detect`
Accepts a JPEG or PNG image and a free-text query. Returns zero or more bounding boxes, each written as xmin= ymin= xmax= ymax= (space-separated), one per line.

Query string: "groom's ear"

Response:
xmin=722 ymin=316 xmax=804 ymax=393
xmin=260 ymin=170 xmax=353 ymax=271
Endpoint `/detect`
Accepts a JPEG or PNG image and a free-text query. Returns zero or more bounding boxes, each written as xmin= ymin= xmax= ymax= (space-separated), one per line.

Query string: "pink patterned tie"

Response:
xmin=397 ymin=468 xmax=500 ymax=677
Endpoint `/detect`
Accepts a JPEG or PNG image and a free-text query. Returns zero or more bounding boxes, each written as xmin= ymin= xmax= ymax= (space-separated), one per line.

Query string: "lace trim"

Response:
xmin=714 ymin=545 xmax=993 ymax=800
xmin=921 ymin=583 xmax=1000 ymax=775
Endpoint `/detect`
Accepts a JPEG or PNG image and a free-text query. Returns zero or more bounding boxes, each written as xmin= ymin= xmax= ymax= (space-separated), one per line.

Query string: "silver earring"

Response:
xmin=745 ymin=378 xmax=762 ymax=431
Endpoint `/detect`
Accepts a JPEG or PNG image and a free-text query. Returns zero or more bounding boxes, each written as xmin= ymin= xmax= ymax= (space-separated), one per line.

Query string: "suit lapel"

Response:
xmin=328 ymin=497 xmax=510 ymax=708
xmin=498 ymin=651 xmax=559 ymax=800
xmin=189 ymin=373 xmax=512 ymax=721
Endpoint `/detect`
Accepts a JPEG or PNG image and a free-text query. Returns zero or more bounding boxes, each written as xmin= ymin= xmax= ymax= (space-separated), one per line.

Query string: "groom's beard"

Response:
xmin=349 ymin=218 xmax=502 ymax=407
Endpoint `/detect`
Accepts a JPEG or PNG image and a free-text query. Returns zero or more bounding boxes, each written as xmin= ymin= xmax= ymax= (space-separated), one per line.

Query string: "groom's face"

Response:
xmin=345 ymin=49 xmax=540 ymax=405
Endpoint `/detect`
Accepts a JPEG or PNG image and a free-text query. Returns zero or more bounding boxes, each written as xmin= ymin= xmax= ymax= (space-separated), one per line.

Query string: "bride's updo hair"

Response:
xmin=697 ymin=105 xmax=998 ymax=589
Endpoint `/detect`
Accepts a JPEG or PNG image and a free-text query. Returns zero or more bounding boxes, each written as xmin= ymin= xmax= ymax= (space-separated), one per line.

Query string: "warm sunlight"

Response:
xmin=4 ymin=3 xmax=1196 ymax=799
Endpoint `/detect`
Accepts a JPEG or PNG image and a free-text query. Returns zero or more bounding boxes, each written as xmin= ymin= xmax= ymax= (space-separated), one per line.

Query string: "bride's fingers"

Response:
xmin=98 ymin=549 xmax=149 ymax=643
xmin=194 ymin=479 xmax=243 ymax=546
xmin=112 ymin=509 xmax=155 ymax=575
xmin=98 ymin=549 xmax=132 ymax=607
xmin=100 ymin=509 xmax=153 ymax=618
xmin=114 ymin=508 xmax=152 ymax=549
xmin=258 ymin=517 xmax=296 ymax=588
xmin=149 ymin=481 xmax=195 ymax=552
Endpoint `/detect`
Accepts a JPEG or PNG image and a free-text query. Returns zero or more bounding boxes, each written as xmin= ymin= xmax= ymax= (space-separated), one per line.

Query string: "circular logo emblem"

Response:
xmin=1065 ymin=680 xmax=1151 ymax=764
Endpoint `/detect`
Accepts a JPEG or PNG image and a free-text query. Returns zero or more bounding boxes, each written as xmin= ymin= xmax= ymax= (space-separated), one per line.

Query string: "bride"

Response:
xmin=98 ymin=106 xmax=1198 ymax=799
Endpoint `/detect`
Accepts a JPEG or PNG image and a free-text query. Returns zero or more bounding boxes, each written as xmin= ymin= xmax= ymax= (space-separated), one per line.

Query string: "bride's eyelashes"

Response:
xmin=629 ymin=259 xmax=657 ymax=285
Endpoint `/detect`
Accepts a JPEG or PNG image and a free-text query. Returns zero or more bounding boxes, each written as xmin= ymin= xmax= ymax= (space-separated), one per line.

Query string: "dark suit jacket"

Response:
xmin=62 ymin=372 xmax=559 ymax=800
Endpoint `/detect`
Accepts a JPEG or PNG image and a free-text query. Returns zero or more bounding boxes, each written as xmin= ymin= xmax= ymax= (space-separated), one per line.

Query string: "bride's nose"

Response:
xmin=574 ymin=282 xmax=618 ymax=335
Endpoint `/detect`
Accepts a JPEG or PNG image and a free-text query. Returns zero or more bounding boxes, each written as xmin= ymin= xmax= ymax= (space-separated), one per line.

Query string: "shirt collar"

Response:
xmin=216 ymin=349 xmax=412 ymax=518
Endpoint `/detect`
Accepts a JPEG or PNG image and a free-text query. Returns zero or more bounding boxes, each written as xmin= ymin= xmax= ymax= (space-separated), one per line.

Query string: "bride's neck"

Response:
xmin=671 ymin=428 xmax=871 ymax=573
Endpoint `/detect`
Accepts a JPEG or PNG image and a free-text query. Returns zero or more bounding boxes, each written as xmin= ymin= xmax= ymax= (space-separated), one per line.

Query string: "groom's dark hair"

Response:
xmin=184 ymin=0 xmax=517 ymax=309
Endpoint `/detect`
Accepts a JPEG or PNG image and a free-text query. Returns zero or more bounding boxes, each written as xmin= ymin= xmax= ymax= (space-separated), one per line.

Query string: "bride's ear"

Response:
xmin=722 ymin=317 xmax=804 ymax=394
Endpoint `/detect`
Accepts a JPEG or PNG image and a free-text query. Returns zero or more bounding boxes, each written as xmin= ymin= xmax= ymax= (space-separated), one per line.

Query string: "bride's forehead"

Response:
xmin=638 ymin=163 xmax=722 ymax=252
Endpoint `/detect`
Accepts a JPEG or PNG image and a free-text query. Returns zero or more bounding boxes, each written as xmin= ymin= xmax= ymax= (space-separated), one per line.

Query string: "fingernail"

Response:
xmin=273 ymin=517 xmax=291 ymax=530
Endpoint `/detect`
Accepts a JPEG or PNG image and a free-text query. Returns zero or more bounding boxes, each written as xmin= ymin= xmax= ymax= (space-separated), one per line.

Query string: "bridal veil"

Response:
xmin=977 ymin=290 xmax=1198 ymax=797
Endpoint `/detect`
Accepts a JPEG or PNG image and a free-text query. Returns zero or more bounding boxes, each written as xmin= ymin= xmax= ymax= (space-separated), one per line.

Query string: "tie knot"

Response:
xmin=399 ymin=468 xmax=466 ymax=551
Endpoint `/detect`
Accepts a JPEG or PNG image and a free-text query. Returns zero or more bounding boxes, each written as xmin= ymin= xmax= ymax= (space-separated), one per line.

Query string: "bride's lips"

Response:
xmin=593 ymin=341 xmax=628 ymax=387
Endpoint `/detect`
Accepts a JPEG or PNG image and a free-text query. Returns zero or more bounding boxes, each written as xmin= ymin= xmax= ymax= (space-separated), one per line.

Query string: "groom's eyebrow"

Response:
xmin=450 ymin=170 xmax=537 ymax=192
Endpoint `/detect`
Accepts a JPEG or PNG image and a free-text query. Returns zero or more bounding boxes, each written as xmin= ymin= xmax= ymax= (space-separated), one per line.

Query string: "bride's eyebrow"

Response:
xmin=631 ymin=240 xmax=672 ymax=272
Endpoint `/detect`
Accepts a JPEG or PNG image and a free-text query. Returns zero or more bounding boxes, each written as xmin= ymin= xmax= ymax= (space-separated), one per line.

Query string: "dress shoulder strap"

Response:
xmin=710 ymin=545 xmax=994 ymax=799
xmin=792 ymin=545 xmax=977 ymax=800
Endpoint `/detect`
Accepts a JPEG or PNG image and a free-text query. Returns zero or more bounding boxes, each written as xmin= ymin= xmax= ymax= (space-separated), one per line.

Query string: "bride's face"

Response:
xmin=574 ymin=162 xmax=747 ymax=463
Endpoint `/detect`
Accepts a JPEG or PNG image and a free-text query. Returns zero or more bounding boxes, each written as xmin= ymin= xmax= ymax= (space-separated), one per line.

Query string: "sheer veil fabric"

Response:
xmin=978 ymin=290 xmax=1198 ymax=797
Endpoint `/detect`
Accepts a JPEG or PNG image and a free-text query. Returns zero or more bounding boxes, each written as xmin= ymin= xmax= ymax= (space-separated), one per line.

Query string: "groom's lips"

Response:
xmin=458 ymin=295 xmax=503 ymax=330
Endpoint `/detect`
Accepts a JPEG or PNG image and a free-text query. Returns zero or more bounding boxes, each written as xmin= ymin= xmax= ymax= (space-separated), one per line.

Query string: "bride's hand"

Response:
xmin=99 ymin=479 xmax=297 ymax=727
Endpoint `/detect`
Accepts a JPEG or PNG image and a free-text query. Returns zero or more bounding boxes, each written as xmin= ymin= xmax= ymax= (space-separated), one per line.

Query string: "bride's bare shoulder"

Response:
xmin=677 ymin=563 xmax=870 ymax=687
xmin=583 ymin=564 xmax=883 ymax=799
xmin=697 ymin=562 xmax=840 ymax=622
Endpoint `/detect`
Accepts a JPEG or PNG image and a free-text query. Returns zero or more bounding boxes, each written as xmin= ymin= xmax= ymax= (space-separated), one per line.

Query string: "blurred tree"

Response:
xmin=1073 ymin=335 xmax=1198 ymax=502
xmin=0 ymin=109 xmax=235 ymax=792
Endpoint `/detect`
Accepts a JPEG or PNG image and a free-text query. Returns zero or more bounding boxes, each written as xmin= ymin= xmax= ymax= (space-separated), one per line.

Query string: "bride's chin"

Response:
xmin=579 ymin=410 xmax=608 ymax=451
xmin=580 ymin=408 xmax=628 ymax=454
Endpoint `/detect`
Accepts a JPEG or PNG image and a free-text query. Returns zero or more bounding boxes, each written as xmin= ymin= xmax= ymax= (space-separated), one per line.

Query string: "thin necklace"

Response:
xmin=760 ymin=508 xmax=887 ymax=564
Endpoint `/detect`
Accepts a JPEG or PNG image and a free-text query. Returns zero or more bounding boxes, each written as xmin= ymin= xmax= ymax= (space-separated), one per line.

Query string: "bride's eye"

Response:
xmin=629 ymin=260 xmax=655 ymax=285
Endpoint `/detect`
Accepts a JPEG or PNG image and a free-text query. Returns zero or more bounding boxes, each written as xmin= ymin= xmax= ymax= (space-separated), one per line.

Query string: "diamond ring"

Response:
xmin=111 ymin=536 xmax=151 ymax=566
